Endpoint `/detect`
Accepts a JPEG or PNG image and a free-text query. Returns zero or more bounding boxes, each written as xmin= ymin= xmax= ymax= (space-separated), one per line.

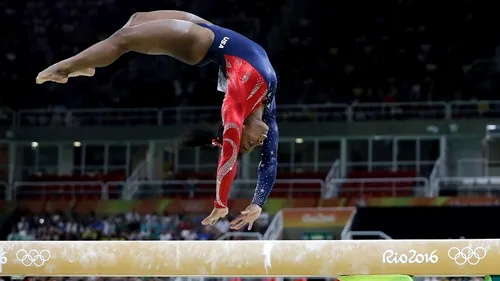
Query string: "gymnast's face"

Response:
xmin=240 ymin=120 xmax=269 ymax=154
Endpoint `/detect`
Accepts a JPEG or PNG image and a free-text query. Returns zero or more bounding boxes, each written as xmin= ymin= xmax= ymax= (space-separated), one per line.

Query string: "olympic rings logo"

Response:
xmin=447 ymin=247 xmax=487 ymax=265
xmin=16 ymin=249 xmax=51 ymax=267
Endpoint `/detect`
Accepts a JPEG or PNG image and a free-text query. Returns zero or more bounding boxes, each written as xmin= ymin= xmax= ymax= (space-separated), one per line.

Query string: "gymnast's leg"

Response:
xmin=123 ymin=11 xmax=211 ymax=28
xmin=36 ymin=19 xmax=200 ymax=84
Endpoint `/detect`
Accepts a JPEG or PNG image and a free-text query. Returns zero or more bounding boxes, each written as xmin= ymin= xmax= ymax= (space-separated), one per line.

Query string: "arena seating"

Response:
xmin=172 ymin=171 xmax=327 ymax=198
xmin=17 ymin=167 xmax=420 ymax=200
xmin=18 ymin=173 xmax=126 ymax=200
xmin=271 ymin=172 xmax=327 ymax=197
xmin=17 ymin=170 xmax=328 ymax=200
xmin=339 ymin=170 xmax=417 ymax=197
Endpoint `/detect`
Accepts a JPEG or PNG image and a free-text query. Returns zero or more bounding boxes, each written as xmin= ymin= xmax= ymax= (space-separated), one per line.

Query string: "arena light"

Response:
xmin=73 ymin=141 xmax=81 ymax=147
xmin=30 ymin=142 xmax=38 ymax=149
xmin=295 ymin=138 xmax=304 ymax=144
xmin=0 ymin=240 xmax=498 ymax=277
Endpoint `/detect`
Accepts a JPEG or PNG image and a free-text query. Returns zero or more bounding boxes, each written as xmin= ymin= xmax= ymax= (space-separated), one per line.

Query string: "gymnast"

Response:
xmin=36 ymin=10 xmax=278 ymax=230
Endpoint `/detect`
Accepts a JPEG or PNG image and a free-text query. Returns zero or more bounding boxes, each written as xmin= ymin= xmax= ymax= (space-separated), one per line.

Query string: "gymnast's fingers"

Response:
xmin=202 ymin=216 xmax=214 ymax=225
xmin=230 ymin=219 xmax=247 ymax=230
xmin=230 ymin=215 xmax=244 ymax=226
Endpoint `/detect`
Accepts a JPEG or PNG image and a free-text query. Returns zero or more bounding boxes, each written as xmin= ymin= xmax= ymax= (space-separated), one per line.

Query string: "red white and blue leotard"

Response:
xmin=197 ymin=23 xmax=278 ymax=209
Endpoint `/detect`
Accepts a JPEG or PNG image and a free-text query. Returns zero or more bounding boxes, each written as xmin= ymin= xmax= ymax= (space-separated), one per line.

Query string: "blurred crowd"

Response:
xmin=2 ymin=0 xmax=500 ymax=111
xmin=7 ymin=209 xmax=269 ymax=241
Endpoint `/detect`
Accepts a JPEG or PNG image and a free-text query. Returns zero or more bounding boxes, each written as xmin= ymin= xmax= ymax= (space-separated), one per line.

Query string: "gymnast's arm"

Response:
xmin=252 ymin=98 xmax=279 ymax=207
xmin=124 ymin=10 xmax=212 ymax=28
xmin=214 ymin=98 xmax=245 ymax=209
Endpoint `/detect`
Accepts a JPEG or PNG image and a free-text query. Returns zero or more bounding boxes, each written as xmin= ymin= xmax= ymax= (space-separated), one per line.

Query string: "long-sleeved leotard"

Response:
xmin=213 ymin=53 xmax=277 ymax=208
xmin=215 ymin=95 xmax=278 ymax=208
xmin=195 ymin=23 xmax=279 ymax=209
xmin=252 ymin=97 xmax=278 ymax=207
xmin=214 ymin=85 xmax=244 ymax=208
xmin=213 ymin=55 xmax=278 ymax=208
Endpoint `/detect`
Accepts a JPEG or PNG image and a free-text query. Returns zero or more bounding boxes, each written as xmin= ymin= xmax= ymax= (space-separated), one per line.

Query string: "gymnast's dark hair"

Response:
xmin=180 ymin=123 xmax=224 ymax=148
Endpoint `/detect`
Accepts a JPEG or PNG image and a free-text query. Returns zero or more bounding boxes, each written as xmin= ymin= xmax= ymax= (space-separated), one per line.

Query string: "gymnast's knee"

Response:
xmin=127 ymin=12 xmax=145 ymax=26
xmin=121 ymin=12 xmax=146 ymax=28
xmin=108 ymin=28 xmax=134 ymax=52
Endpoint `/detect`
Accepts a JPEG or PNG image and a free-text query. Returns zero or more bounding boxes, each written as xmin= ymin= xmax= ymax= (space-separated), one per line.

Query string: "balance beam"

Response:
xmin=0 ymin=240 xmax=494 ymax=277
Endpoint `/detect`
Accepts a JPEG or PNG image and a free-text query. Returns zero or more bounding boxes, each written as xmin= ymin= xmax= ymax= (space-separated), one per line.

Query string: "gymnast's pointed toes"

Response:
xmin=36 ymin=70 xmax=69 ymax=84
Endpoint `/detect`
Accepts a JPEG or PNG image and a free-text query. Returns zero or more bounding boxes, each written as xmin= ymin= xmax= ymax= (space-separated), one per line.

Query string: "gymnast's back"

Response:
xmin=196 ymin=23 xmax=277 ymax=93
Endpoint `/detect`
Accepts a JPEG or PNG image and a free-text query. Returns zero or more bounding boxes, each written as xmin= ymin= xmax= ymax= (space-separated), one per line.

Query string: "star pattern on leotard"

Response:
xmin=252 ymin=94 xmax=278 ymax=207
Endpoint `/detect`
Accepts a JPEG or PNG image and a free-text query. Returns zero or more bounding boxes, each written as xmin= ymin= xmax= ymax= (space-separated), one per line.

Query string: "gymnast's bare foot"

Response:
xmin=36 ymin=62 xmax=95 ymax=84
xmin=68 ymin=68 xmax=96 ymax=78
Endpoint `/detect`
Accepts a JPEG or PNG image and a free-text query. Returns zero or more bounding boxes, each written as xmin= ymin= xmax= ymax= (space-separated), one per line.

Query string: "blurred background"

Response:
xmin=1 ymin=0 xmax=500 ymax=280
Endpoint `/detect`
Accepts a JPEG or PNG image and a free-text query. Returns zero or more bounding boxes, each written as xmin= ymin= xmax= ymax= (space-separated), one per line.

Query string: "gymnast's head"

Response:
xmin=241 ymin=118 xmax=268 ymax=153
xmin=180 ymin=119 xmax=268 ymax=154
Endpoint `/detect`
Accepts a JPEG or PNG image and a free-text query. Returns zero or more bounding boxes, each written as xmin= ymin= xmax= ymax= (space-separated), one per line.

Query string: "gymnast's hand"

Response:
xmin=230 ymin=204 xmax=262 ymax=230
xmin=202 ymin=207 xmax=229 ymax=225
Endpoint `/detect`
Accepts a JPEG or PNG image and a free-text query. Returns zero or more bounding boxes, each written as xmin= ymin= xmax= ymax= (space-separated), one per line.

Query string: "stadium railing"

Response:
xmin=123 ymin=160 xmax=150 ymax=199
xmin=329 ymin=177 xmax=430 ymax=197
xmin=9 ymin=178 xmax=431 ymax=200
xmin=324 ymin=159 xmax=342 ymax=198
xmin=11 ymin=177 xmax=500 ymax=200
xmin=429 ymin=157 xmax=444 ymax=197
xmin=435 ymin=176 xmax=500 ymax=196
xmin=10 ymin=100 xmax=499 ymax=127
xmin=11 ymin=179 xmax=326 ymax=200
xmin=456 ymin=158 xmax=500 ymax=177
